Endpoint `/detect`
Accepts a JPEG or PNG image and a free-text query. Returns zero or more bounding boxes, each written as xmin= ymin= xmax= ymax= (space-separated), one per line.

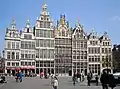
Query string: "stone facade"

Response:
xmin=4 ymin=3 xmax=112 ymax=76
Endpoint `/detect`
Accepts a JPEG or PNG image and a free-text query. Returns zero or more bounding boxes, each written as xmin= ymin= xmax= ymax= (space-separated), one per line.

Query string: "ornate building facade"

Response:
xmin=35 ymin=4 xmax=55 ymax=75
xmin=72 ymin=22 xmax=88 ymax=75
xmin=54 ymin=15 xmax=72 ymax=76
xmin=4 ymin=3 xmax=112 ymax=76
xmin=4 ymin=20 xmax=20 ymax=75
xmin=20 ymin=19 xmax=36 ymax=75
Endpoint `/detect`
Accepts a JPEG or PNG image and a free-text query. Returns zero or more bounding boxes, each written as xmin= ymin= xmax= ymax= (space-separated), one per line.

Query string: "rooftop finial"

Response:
xmin=42 ymin=3 xmax=47 ymax=11
xmin=41 ymin=2 xmax=49 ymax=15
xmin=26 ymin=18 xmax=30 ymax=28
xmin=11 ymin=17 xmax=16 ymax=30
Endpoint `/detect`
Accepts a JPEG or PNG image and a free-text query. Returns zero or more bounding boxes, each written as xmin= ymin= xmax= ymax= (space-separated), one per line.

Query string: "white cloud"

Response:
xmin=109 ymin=16 xmax=120 ymax=21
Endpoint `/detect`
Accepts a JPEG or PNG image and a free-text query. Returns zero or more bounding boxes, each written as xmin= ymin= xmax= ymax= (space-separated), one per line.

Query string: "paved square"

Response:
xmin=0 ymin=76 xmax=120 ymax=89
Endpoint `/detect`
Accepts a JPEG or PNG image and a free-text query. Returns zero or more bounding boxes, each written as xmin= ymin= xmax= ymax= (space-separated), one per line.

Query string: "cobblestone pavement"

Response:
xmin=0 ymin=76 xmax=120 ymax=89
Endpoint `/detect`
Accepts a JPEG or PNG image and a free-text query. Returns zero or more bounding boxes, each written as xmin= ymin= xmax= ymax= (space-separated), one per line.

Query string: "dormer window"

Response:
xmin=41 ymin=17 xmax=43 ymax=20
xmin=27 ymin=28 xmax=29 ymax=33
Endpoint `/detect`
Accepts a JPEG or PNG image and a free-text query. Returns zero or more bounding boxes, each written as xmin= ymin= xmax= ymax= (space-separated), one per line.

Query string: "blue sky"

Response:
xmin=0 ymin=0 xmax=120 ymax=52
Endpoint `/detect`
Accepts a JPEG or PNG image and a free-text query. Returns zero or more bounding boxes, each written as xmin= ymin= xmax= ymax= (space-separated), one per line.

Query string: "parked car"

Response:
xmin=113 ymin=72 xmax=120 ymax=79
xmin=113 ymin=72 xmax=120 ymax=84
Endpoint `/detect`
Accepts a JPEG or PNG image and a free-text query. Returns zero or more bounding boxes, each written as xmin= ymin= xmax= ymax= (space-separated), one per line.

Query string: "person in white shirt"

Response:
xmin=53 ymin=76 xmax=58 ymax=89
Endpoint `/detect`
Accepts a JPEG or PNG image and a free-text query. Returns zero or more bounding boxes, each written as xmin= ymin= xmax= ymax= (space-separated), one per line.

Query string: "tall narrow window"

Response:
xmin=12 ymin=52 xmax=15 ymax=59
xmin=7 ymin=42 xmax=11 ymax=49
xmin=7 ymin=52 xmax=10 ymax=59
xmin=16 ymin=52 xmax=19 ymax=59
xmin=16 ymin=42 xmax=19 ymax=49
xmin=12 ymin=42 xmax=15 ymax=49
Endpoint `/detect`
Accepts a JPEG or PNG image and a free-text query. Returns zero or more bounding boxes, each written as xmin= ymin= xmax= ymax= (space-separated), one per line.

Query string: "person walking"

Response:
xmin=53 ymin=76 xmax=58 ymax=89
xmin=95 ymin=75 xmax=99 ymax=86
xmin=100 ymin=71 xmax=109 ymax=89
xmin=18 ymin=72 xmax=23 ymax=82
xmin=87 ymin=73 xmax=91 ymax=86
xmin=72 ymin=72 xmax=77 ymax=85
xmin=51 ymin=75 xmax=54 ymax=86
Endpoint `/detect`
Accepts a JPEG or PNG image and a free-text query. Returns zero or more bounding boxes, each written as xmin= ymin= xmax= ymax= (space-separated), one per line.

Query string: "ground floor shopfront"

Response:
xmin=6 ymin=66 xmax=36 ymax=76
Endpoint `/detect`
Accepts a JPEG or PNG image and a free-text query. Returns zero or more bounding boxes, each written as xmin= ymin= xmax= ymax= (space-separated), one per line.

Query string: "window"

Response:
xmin=21 ymin=62 xmax=24 ymax=66
xmin=27 ymin=28 xmax=29 ymax=33
xmin=102 ymin=48 xmax=104 ymax=53
xmin=25 ymin=54 xmax=27 ymax=59
xmin=36 ymin=30 xmax=39 ymax=37
xmin=105 ymin=48 xmax=108 ymax=53
xmin=32 ymin=54 xmax=35 ymax=59
xmin=16 ymin=63 xmax=19 ymax=66
xmin=24 ymin=34 xmax=32 ymax=39
xmin=40 ymin=49 xmax=43 ymax=58
xmin=40 ymin=39 xmax=43 ymax=47
xmin=50 ymin=49 xmax=54 ymax=59
xmin=90 ymin=41 xmax=92 ymax=45
xmin=7 ymin=62 xmax=10 ymax=66
xmin=109 ymin=48 xmax=111 ymax=53
xmin=44 ymin=30 xmax=47 ymax=37
xmin=44 ymin=40 xmax=46 ymax=47
xmin=88 ymin=48 xmax=91 ymax=53
xmin=12 ymin=42 xmax=15 ymax=49
xmin=48 ymin=30 xmax=50 ymax=38
xmin=36 ymin=40 xmax=39 ymax=47
xmin=40 ymin=30 xmax=43 ymax=37
xmin=25 ymin=62 xmax=27 ymax=65
xmin=32 ymin=62 xmax=35 ymax=65
xmin=21 ymin=41 xmax=24 ymax=49
xmin=16 ymin=42 xmax=19 ymax=49
xmin=7 ymin=42 xmax=11 ymax=49
xmin=84 ymin=42 xmax=87 ymax=48
xmin=32 ymin=42 xmax=35 ymax=49
xmin=21 ymin=54 xmax=24 ymax=59
xmin=7 ymin=52 xmax=10 ymax=59
xmin=51 ymin=40 xmax=54 ymax=47
xmin=28 ymin=62 xmax=31 ymax=66
xmin=43 ymin=49 xmax=47 ymax=58
xmin=16 ymin=52 xmax=19 ymax=59
xmin=12 ymin=62 xmax=15 ymax=66
xmin=47 ymin=22 xmax=50 ymax=28
xmin=40 ymin=21 xmax=44 ymax=28
xmin=36 ymin=50 xmax=39 ymax=58
xmin=12 ymin=52 xmax=15 ymax=59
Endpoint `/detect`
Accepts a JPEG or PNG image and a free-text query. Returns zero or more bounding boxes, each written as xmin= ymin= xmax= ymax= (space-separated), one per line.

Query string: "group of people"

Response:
xmin=51 ymin=75 xmax=59 ymax=89
xmin=72 ymin=71 xmax=116 ymax=89
xmin=15 ymin=71 xmax=24 ymax=82
xmin=100 ymin=71 xmax=116 ymax=89
xmin=72 ymin=72 xmax=85 ymax=85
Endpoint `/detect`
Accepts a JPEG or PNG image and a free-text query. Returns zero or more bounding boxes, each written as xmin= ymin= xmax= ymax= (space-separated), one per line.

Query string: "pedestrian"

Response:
xmin=72 ymin=72 xmax=76 ymax=85
xmin=95 ymin=75 xmax=99 ymax=86
xmin=108 ymin=74 xmax=116 ymax=89
xmin=87 ymin=73 xmax=91 ymax=86
xmin=51 ymin=75 xmax=54 ymax=86
xmin=53 ymin=76 xmax=58 ymax=89
xmin=18 ymin=71 xmax=23 ymax=82
xmin=100 ymin=71 xmax=109 ymax=89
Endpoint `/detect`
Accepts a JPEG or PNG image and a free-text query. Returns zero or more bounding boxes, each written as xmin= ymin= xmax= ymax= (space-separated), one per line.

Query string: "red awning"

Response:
xmin=6 ymin=67 xmax=20 ymax=70
xmin=15 ymin=68 xmax=20 ymax=70
xmin=20 ymin=66 xmax=35 ymax=69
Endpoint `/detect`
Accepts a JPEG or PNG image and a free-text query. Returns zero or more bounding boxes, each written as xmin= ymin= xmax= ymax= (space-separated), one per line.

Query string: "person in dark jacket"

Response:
xmin=108 ymin=74 xmax=116 ymax=89
xmin=95 ymin=75 xmax=99 ymax=86
xmin=100 ymin=71 xmax=109 ymax=89
xmin=87 ymin=73 xmax=91 ymax=86
xmin=73 ymin=72 xmax=77 ymax=85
